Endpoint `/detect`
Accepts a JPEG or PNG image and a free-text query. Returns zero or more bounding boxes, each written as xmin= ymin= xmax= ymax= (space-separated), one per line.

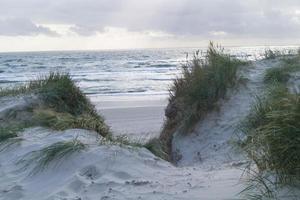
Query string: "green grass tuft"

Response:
xmin=32 ymin=109 xmax=109 ymax=134
xmin=154 ymin=42 xmax=246 ymax=161
xmin=19 ymin=139 xmax=85 ymax=173
xmin=144 ymin=138 xmax=168 ymax=160
xmin=264 ymin=56 xmax=300 ymax=84
xmin=32 ymin=72 xmax=96 ymax=116
xmin=0 ymin=72 xmax=97 ymax=116
xmin=239 ymin=56 xmax=300 ymax=199
xmin=264 ymin=67 xmax=290 ymax=84
xmin=239 ymin=83 xmax=300 ymax=199
xmin=102 ymin=133 xmax=144 ymax=148
xmin=0 ymin=72 xmax=110 ymax=137
xmin=0 ymin=126 xmax=24 ymax=143
xmin=264 ymin=49 xmax=279 ymax=60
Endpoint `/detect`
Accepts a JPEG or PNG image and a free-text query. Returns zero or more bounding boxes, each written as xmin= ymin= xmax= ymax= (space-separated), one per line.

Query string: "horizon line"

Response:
xmin=0 ymin=43 xmax=300 ymax=54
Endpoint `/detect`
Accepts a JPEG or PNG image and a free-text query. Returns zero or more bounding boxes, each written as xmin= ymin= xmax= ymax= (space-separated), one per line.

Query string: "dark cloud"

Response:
xmin=0 ymin=18 xmax=59 ymax=36
xmin=0 ymin=0 xmax=300 ymax=38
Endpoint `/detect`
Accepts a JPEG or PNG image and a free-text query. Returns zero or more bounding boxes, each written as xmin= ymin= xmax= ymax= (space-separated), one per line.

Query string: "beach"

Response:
xmin=91 ymin=95 xmax=167 ymax=139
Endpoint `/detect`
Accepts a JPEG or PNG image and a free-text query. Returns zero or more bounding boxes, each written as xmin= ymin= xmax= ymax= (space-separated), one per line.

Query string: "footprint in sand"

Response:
xmin=79 ymin=165 xmax=102 ymax=180
xmin=0 ymin=185 xmax=24 ymax=200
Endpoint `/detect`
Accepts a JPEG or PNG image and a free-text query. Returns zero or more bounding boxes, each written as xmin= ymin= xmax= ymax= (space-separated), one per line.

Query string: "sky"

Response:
xmin=1 ymin=0 xmax=300 ymax=52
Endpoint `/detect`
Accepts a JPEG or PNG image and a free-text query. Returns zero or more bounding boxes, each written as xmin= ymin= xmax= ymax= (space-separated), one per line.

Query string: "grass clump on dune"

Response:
xmin=30 ymin=72 xmax=96 ymax=116
xmin=0 ymin=72 xmax=109 ymax=137
xmin=0 ymin=123 xmax=29 ymax=146
xmin=264 ymin=56 xmax=300 ymax=84
xmin=264 ymin=49 xmax=280 ymax=60
xmin=0 ymin=72 xmax=146 ymax=150
xmin=239 ymin=83 xmax=300 ymax=199
xmin=263 ymin=48 xmax=297 ymax=60
xmin=144 ymin=138 xmax=167 ymax=160
xmin=148 ymin=42 xmax=246 ymax=161
xmin=0 ymin=126 xmax=23 ymax=143
xmin=19 ymin=139 xmax=85 ymax=173
xmin=264 ymin=67 xmax=291 ymax=84
xmin=102 ymin=134 xmax=144 ymax=148
xmin=32 ymin=109 xmax=108 ymax=134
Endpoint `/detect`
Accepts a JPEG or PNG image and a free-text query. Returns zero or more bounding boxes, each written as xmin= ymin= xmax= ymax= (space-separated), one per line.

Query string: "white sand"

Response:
xmin=0 ymin=127 xmax=244 ymax=200
xmin=92 ymin=95 xmax=167 ymax=139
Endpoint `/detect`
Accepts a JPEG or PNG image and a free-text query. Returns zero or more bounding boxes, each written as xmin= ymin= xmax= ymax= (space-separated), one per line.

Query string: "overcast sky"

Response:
xmin=0 ymin=0 xmax=300 ymax=51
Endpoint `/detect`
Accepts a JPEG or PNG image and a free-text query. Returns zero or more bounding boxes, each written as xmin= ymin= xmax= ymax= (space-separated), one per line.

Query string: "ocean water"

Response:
xmin=0 ymin=46 xmax=298 ymax=98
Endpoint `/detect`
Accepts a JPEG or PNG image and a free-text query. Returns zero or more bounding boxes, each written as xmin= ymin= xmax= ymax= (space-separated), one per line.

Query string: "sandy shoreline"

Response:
xmin=90 ymin=95 xmax=168 ymax=138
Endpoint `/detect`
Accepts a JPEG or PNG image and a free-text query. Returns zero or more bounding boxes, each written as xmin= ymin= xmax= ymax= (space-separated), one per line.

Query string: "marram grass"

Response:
xmin=239 ymin=83 xmax=300 ymax=199
xmin=264 ymin=56 xmax=300 ymax=84
xmin=0 ymin=125 xmax=24 ymax=143
xmin=32 ymin=109 xmax=109 ymax=134
xmin=18 ymin=139 xmax=85 ymax=174
xmin=103 ymin=133 xmax=144 ymax=148
xmin=151 ymin=42 xmax=246 ymax=161
xmin=0 ymin=72 xmax=110 ymax=137
xmin=239 ymin=55 xmax=300 ymax=199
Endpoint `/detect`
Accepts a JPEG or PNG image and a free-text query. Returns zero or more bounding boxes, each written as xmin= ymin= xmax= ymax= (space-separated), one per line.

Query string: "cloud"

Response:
xmin=1 ymin=0 xmax=300 ymax=39
xmin=0 ymin=18 xmax=59 ymax=36
xmin=69 ymin=25 xmax=104 ymax=36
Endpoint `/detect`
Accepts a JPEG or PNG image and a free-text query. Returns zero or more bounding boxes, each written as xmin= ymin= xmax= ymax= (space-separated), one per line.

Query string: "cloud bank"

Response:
xmin=0 ymin=0 xmax=300 ymax=44
xmin=0 ymin=18 xmax=58 ymax=36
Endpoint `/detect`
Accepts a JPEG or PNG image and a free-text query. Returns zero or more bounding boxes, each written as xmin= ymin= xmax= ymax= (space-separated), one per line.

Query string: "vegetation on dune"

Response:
xmin=144 ymin=138 xmax=167 ymax=159
xmin=0 ymin=72 xmax=110 ymax=137
xmin=0 ymin=72 xmax=146 ymax=170
xmin=146 ymin=42 xmax=247 ymax=161
xmin=0 ymin=126 xmax=23 ymax=143
xmin=263 ymin=48 xmax=295 ymax=60
xmin=30 ymin=72 xmax=97 ymax=116
xmin=239 ymin=56 xmax=300 ymax=199
xmin=239 ymin=84 xmax=300 ymax=199
xmin=264 ymin=56 xmax=300 ymax=84
xmin=32 ymin=109 xmax=108 ymax=135
xmin=18 ymin=139 xmax=85 ymax=173
xmin=102 ymin=133 xmax=144 ymax=148
xmin=0 ymin=72 xmax=148 ymax=161
xmin=264 ymin=67 xmax=291 ymax=84
xmin=264 ymin=49 xmax=280 ymax=60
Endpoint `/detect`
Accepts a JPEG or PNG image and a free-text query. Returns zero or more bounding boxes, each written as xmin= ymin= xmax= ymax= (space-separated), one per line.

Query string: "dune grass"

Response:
xmin=263 ymin=48 xmax=298 ymax=61
xmin=0 ymin=72 xmax=110 ymax=137
xmin=264 ymin=67 xmax=291 ymax=84
xmin=240 ymin=169 xmax=278 ymax=200
xmin=32 ymin=72 xmax=96 ymax=116
xmin=0 ymin=127 xmax=18 ymax=142
xmin=264 ymin=49 xmax=280 ymax=60
xmin=144 ymin=138 xmax=167 ymax=159
xmin=100 ymin=134 xmax=144 ymax=148
xmin=238 ymin=83 xmax=300 ymax=199
xmin=32 ymin=109 xmax=108 ymax=134
xmin=264 ymin=56 xmax=300 ymax=84
xmin=0 ymin=126 xmax=24 ymax=143
xmin=239 ymin=55 xmax=300 ymax=199
xmin=0 ymin=72 xmax=99 ymax=116
xmin=19 ymin=139 xmax=85 ymax=174
xmin=148 ymin=42 xmax=246 ymax=161
xmin=0 ymin=72 xmax=149 ymax=155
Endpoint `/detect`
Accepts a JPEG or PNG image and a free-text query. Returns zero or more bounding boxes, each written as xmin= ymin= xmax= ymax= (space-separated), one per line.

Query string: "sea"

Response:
xmin=0 ymin=46 xmax=298 ymax=99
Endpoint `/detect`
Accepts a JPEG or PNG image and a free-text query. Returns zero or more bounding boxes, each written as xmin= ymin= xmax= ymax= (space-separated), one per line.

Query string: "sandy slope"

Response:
xmin=173 ymin=59 xmax=281 ymax=168
xmin=0 ymin=59 xmax=284 ymax=200
xmin=0 ymin=128 xmax=243 ymax=200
